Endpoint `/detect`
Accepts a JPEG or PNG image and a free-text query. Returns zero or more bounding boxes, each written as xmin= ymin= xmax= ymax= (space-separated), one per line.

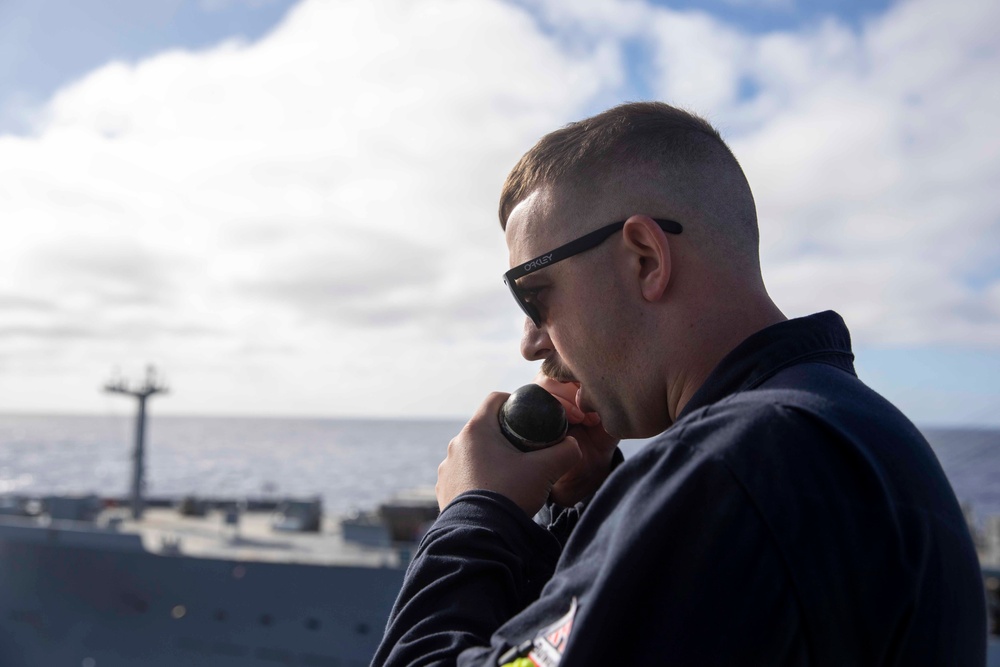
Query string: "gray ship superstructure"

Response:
xmin=0 ymin=498 xmax=420 ymax=666
xmin=0 ymin=368 xmax=435 ymax=666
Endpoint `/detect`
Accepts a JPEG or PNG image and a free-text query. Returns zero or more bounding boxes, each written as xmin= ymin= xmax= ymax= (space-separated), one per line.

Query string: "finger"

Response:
xmin=532 ymin=370 xmax=556 ymax=387
xmin=470 ymin=391 xmax=511 ymax=425
xmin=527 ymin=435 xmax=582 ymax=481
xmin=554 ymin=394 xmax=585 ymax=424
xmin=533 ymin=373 xmax=580 ymax=396
xmin=532 ymin=375 xmax=585 ymax=422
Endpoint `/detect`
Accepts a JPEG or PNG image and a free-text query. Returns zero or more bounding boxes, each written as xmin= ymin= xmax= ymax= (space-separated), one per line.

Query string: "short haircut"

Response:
xmin=498 ymin=102 xmax=760 ymax=269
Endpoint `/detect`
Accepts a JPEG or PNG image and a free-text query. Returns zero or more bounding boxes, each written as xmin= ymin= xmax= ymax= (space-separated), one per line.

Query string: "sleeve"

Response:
xmin=372 ymin=490 xmax=563 ymax=667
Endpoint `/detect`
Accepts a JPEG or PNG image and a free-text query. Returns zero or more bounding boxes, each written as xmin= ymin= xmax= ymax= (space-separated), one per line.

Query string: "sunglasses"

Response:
xmin=503 ymin=218 xmax=683 ymax=327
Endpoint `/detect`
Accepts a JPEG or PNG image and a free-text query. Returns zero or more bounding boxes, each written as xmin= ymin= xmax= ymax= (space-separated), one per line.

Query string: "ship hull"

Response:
xmin=0 ymin=530 xmax=404 ymax=666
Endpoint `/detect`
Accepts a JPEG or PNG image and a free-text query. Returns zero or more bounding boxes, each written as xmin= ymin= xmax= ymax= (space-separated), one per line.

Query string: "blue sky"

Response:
xmin=0 ymin=0 xmax=997 ymax=426
xmin=0 ymin=0 xmax=898 ymax=134
xmin=0 ymin=0 xmax=298 ymax=133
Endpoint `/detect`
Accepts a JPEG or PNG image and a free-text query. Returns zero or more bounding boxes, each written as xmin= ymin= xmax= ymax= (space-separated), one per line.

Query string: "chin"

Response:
xmin=597 ymin=412 xmax=629 ymax=440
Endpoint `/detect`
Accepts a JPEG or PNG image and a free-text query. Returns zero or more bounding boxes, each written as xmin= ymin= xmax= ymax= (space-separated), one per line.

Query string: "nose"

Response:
xmin=520 ymin=317 xmax=554 ymax=361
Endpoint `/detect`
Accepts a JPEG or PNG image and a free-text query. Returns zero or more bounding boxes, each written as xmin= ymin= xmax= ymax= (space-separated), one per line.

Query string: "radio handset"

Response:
xmin=498 ymin=384 xmax=569 ymax=452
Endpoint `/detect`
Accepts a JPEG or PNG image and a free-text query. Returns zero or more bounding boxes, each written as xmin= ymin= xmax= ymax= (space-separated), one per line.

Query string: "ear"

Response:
xmin=621 ymin=215 xmax=672 ymax=302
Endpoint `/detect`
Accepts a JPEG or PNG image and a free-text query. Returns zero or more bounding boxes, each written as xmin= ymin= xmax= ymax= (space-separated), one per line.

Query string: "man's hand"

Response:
xmin=436 ymin=392 xmax=582 ymax=517
xmin=534 ymin=374 xmax=620 ymax=507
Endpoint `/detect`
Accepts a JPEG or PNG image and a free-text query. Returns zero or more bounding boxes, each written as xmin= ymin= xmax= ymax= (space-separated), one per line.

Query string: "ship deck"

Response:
xmin=111 ymin=506 xmax=406 ymax=567
xmin=0 ymin=504 xmax=410 ymax=570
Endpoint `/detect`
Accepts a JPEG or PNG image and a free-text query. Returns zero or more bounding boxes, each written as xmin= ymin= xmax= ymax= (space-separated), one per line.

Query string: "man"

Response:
xmin=373 ymin=102 xmax=986 ymax=665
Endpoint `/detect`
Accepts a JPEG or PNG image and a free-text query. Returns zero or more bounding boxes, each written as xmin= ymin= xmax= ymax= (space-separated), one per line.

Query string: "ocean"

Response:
xmin=0 ymin=414 xmax=998 ymax=524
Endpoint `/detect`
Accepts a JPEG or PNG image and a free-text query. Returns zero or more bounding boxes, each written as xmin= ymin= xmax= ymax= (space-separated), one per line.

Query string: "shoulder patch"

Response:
xmin=499 ymin=598 xmax=578 ymax=667
xmin=527 ymin=597 xmax=577 ymax=667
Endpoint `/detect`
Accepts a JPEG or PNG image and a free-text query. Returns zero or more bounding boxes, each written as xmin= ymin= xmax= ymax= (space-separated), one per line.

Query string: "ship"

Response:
xmin=0 ymin=495 xmax=437 ymax=666
xmin=0 ymin=369 xmax=997 ymax=664
xmin=0 ymin=368 xmax=437 ymax=666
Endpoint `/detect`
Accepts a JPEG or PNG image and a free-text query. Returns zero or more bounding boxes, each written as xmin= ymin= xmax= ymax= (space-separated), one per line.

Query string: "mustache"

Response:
xmin=541 ymin=358 xmax=576 ymax=383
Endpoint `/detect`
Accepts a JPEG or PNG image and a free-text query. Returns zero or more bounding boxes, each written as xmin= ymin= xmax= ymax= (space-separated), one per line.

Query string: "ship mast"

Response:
xmin=104 ymin=365 xmax=168 ymax=519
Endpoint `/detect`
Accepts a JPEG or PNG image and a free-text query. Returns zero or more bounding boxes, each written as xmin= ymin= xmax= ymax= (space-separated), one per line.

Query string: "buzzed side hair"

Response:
xmin=498 ymin=102 xmax=760 ymax=272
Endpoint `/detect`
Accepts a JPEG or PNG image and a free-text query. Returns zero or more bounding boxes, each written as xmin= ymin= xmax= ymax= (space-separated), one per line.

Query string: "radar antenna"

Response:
xmin=104 ymin=365 xmax=168 ymax=519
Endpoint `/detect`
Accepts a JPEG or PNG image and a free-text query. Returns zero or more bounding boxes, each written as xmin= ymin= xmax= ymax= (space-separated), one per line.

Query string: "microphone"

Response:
xmin=498 ymin=384 xmax=569 ymax=452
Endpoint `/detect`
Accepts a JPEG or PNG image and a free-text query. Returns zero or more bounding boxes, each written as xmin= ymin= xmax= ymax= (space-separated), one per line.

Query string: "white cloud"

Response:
xmin=0 ymin=0 xmax=997 ymax=417
xmin=731 ymin=0 xmax=1000 ymax=346
xmin=520 ymin=0 xmax=1000 ymax=349
xmin=0 ymin=0 xmax=615 ymax=415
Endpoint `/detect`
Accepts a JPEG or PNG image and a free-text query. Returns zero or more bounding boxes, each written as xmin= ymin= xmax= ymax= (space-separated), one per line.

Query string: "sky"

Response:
xmin=0 ymin=0 xmax=998 ymax=426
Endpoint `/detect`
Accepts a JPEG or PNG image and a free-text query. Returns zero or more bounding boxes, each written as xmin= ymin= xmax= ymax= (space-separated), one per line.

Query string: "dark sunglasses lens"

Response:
xmin=505 ymin=278 xmax=540 ymax=327
xmin=521 ymin=300 xmax=540 ymax=327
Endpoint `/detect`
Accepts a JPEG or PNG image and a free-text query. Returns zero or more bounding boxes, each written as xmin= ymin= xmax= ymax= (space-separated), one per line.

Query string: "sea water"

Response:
xmin=0 ymin=414 xmax=997 ymax=522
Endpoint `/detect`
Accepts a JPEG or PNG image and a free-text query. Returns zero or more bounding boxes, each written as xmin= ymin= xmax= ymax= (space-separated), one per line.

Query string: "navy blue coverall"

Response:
xmin=373 ymin=311 xmax=987 ymax=666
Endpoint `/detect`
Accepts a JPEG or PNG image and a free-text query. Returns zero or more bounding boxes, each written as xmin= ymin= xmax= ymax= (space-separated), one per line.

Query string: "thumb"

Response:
xmin=529 ymin=435 xmax=582 ymax=483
